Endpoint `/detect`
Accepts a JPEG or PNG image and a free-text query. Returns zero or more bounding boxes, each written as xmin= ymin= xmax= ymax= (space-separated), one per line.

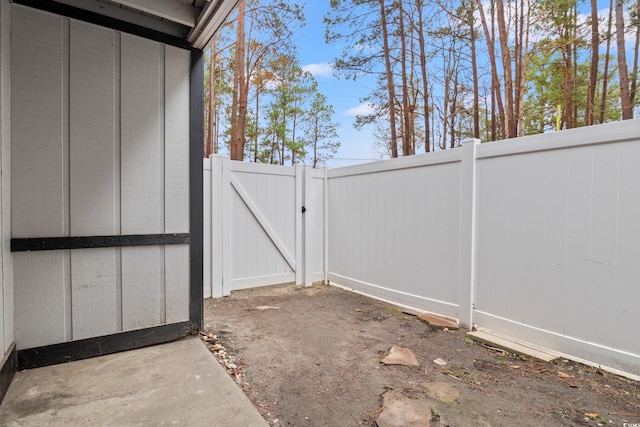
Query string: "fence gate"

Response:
xmin=204 ymin=156 xmax=325 ymax=297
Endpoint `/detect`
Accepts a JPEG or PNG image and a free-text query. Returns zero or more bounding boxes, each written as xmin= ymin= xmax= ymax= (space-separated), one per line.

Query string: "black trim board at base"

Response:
xmin=17 ymin=322 xmax=194 ymax=370
xmin=13 ymin=0 xmax=191 ymax=49
xmin=0 ymin=344 xmax=17 ymax=404
xmin=11 ymin=233 xmax=191 ymax=252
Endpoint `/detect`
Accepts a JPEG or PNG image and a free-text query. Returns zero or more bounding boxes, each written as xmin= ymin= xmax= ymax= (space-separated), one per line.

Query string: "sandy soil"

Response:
xmin=201 ymin=284 xmax=640 ymax=427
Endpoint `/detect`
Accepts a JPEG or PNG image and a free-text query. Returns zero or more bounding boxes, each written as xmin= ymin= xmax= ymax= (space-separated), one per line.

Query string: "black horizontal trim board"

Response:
xmin=0 ymin=344 xmax=17 ymax=404
xmin=18 ymin=322 xmax=194 ymax=370
xmin=13 ymin=0 xmax=191 ymax=49
xmin=11 ymin=233 xmax=191 ymax=252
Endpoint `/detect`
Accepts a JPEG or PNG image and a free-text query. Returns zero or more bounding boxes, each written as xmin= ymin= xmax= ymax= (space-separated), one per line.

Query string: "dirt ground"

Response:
xmin=201 ymin=284 xmax=640 ymax=427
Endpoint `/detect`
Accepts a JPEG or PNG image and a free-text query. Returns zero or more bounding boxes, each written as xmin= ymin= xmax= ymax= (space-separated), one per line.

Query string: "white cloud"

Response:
xmin=344 ymin=103 xmax=375 ymax=116
xmin=302 ymin=62 xmax=333 ymax=77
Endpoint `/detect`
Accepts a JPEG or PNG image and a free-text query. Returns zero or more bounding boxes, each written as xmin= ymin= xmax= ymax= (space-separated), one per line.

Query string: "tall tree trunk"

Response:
xmin=231 ymin=0 xmax=247 ymax=160
xmin=630 ymin=0 xmax=640 ymax=106
xmin=379 ymin=0 xmax=399 ymax=157
xmin=573 ymin=5 xmax=579 ymax=125
xmin=398 ymin=0 xmax=412 ymax=156
xmin=206 ymin=44 xmax=216 ymax=157
xmin=616 ymin=0 xmax=633 ymax=119
xmin=450 ymin=78 xmax=457 ymax=149
xmin=417 ymin=0 xmax=430 ymax=152
xmin=476 ymin=0 xmax=506 ymax=138
xmin=600 ymin=0 xmax=614 ymax=123
xmin=291 ymin=110 xmax=297 ymax=166
xmin=515 ymin=0 xmax=531 ymax=136
xmin=562 ymin=17 xmax=574 ymax=129
xmin=586 ymin=0 xmax=599 ymax=126
xmin=467 ymin=0 xmax=480 ymax=139
xmin=495 ymin=0 xmax=515 ymax=137
xmin=254 ymin=90 xmax=259 ymax=161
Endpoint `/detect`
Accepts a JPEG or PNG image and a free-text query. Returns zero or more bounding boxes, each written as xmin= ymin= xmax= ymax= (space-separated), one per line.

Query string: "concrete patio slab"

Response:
xmin=0 ymin=336 xmax=268 ymax=427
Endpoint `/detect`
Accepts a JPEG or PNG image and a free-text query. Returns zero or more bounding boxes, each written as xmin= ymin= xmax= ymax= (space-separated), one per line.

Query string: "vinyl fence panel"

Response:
xmin=327 ymin=151 xmax=463 ymax=318
xmin=204 ymin=120 xmax=640 ymax=378
xmin=474 ymin=121 xmax=640 ymax=376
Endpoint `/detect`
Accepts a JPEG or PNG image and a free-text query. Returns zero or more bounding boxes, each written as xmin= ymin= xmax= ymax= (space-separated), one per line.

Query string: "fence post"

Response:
xmin=323 ymin=167 xmax=329 ymax=285
xmin=295 ymin=165 xmax=304 ymax=285
xmin=203 ymin=157 xmax=212 ymax=299
xmin=458 ymin=138 xmax=480 ymax=329
xmin=211 ymin=155 xmax=230 ymax=297
xmin=303 ymin=165 xmax=313 ymax=287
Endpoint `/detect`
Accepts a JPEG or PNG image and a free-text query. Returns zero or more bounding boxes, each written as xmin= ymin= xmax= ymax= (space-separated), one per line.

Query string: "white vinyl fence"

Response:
xmin=203 ymin=156 xmax=324 ymax=298
xmin=204 ymin=119 xmax=640 ymax=377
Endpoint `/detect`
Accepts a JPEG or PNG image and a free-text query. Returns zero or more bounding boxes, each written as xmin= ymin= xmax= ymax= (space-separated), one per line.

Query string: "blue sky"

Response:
xmin=292 ymin=0 xmax=628 ymax=168
xmin=295 ymin=2 xmax=381 ymax=167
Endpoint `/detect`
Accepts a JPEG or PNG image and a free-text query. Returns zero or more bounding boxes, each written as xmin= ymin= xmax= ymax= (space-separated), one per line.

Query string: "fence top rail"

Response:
xmin=228 ymin=159 xmax=296 ymax=177
xmin=327 ymin=149 xmax=462 ymax=179
xmin=477 ymin=119 xmax=640 ymax=160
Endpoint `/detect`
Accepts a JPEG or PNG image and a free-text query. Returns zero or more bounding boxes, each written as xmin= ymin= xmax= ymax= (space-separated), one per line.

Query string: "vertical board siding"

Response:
xmin=121 ymin=246 xmax=164 ymax=329
xmin=120 ymin=33 xmax=165 ymax=330
xmin=165 ymin=245 xmax=190 ymax=323
xmin=163 ymin=46 xmax=190 ymax=322
xmin=11 ymin=6 xmax=192 ymax=349
xmin=11 ymin=7 xmax=67 ymax=349
xmin=71 ymin=248 xmax=118 ymax=339
xmin=11 ymin=7 xmax=64 ymax=238
xmin=120 ymin=33 xmax=163 ymax=235
xmin=68 ymin=21 xmax=120 ymax=341
xmin=14 ymin=252 xmax=67 ymax=349
xmin=164 ymin=46 xmax=190 ymax=234
xmin=1 ymin=0 xmax=12 ymax=354
xmin=69 ymin=21 xmax=117 ymax=236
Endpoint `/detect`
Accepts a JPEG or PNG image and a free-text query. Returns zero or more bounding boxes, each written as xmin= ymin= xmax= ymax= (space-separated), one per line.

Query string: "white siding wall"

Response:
xmin=11 ymin=6 xmax=191 ymax=350
xmin=327 ymin=152 xmax=462 ymax=318
xmin=0 ymin=0 xmax=11 ymax=357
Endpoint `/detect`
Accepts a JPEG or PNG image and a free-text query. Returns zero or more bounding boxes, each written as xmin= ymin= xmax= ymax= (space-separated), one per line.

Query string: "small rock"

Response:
xmin=433 ymin=358 xmax=447 ymax=366
xmin=381 ymin=346 xmax=420 ymax=366
xmin=423 ymin=382 xmax=460 ymax=403
xmin=211 ymin=344 xmax=223 ymax=351
xmin=376 ymin=390 xmax=432 ymax=427
xmin=417 ymin=313 xmax=459 ymax=330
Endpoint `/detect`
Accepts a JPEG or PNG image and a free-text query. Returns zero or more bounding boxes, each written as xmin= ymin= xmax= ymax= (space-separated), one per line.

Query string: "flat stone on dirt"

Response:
xmin=376 ymin=390 xmax=432 ymax=427
xmin=422 ymin=382 xmax=460 ymax=403
xmin=381 ymin=345 xmax=420 ymax=366
xmin=417 ymin=313 xmax=459 ymax=330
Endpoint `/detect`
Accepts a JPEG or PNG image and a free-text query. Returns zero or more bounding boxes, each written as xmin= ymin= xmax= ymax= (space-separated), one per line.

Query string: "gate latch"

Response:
xmin=302 ymin=206 xmax=307 ymax=213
